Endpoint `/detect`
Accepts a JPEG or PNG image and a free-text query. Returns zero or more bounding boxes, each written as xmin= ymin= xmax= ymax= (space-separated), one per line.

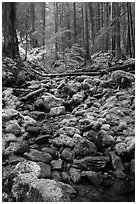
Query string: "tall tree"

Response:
xmin=54 ymin=2 xmax=58 ymax=60
xmin=2 ymin=2 xmax=19 ymax=59
xmin=73 ymin=2 xmax=77 ymax=43
xmin=115 ymin=2 xmax=121 ymax=59
xmin=84 ymin=3 xmax=90 ymax=60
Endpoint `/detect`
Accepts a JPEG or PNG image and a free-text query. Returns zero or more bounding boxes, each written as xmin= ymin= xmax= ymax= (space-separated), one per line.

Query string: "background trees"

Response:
xmin=2 ymin=2 xmax=135 ymax=62
xmin=2 ymin=2 xmax=19 ymax=59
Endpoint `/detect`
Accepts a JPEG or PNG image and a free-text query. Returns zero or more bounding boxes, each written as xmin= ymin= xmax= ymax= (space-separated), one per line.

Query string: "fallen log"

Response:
xmin=30 ymin=61 xmax=135 ymax=78
xmin=31 ymin=68 xmax=101 ymax=77
xmin=20 ymin=87 xmax=45 ymax=101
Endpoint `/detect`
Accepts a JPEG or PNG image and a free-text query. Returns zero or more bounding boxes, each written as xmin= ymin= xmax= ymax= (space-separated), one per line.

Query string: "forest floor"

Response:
xmin=2 ymin=53 xmax=135 ymax=202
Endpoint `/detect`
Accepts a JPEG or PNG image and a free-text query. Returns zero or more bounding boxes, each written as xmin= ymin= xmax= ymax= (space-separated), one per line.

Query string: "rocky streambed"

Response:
xmin=2 ymin=71 xmax=135 ymax=202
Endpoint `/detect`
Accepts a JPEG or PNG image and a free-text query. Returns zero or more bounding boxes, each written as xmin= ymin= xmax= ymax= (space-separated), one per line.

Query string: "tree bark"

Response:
xmin=2 ymin=2 xmax=19 ymax=59
xmin=115 ymin=3 xmax=121 ymax=59
xmin=73 ymin=2 xmax=77 ymax=43
xmin=54 ymin=2 xmax=58 ymax=60
xmin=84 ymin=3 xmax=90 ymax=60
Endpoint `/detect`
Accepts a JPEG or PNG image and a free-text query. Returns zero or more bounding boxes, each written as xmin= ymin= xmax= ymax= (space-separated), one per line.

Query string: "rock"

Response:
xmin=58 ymin=127 xmax=80 ymax=137
xmin=41 ymin=146 xmax=57 ymax=158
xmin=130 ymin=159 xmax=135 ymax=175
xmin=13 ymin=160 xmax=41 ymax=177
xmin=91 ymin=121 xmax=102 ymax=131
xmin=114 ymin=170 xmax=126 ymax=179
xmin=51 ymin=170 xmax=62 ymax=181
xmin=101 ymin=124 xmax=110 ymax=131
xmin=81 ymin=81 xmax=91 ymax=90
xmin=3 ymin=133 xmax=17 ymax=143
xmin=42 ymin=93 xmax=64 ymax=108
xmin=11 ymin=176 xmax=72 ymax=201
xmin=73 ymin=138 xmax=97 ymax=158
xmin=2 ymin=88 xmax=19 ymax=109
xmin=24 ymin=149 xmax=52 ymax=164
xmin=102 ymin=134 xmax=115 ymax=146
xmin=61 ymin=172 xmax=71 ymax=184
xmin=61 ymin=148 xmax=74 ymax=162
xmin=105 ymin=114 xmax=112 ymax=121
xmin=98 ymin=117 xmax=106 ymax=124
xmin=35 ymin=135 xmax=51 ymax=144
xmin=124 ymin=137 xmax=135 ymax=153
xmin=29 ymin=111 xmax=46 ymax=121
xmin=5 ymin=121 xmax=22 ymax=136
xmin=114 ymin=143 xmax=126 ymax=156
xmin=109 ymin=151 xmax=124 ymax=171
xmin=2 ymin=113 xmax=10 ymax=123
xmin=41 ymin=121 xmax=53 ymax=134
xmin=51 ymin=159 xmax=63 ymax=170
xmin=81 ymin=171 xmax=102 ymax=185
xmin=34 ymin=98 xmax=50 ymax=112
xmin=110 ymin=70 xmax=134 ymax=88
xmin=50 ymin=106 xmax=65 ymax=116
xmin=52 ymin=134 xmax=74 ymax=148
xmin=72 ymin=92 xmax=84 ymax=105
xmin=37 ymin=162 xmax=51 ymax=178
xmin=69 ymin=167 xmax=81 ymax=183
xmin=118 ymin=121 xmax=127 ymax=131
xmin=4 ymin=141 xmax=30 ymax=155
xmin=23 ymin=116 xmax=36 ymax=126
xmin=26 ymin=126 xmax=41 ymax=137
xmin=6 ymin=155 xmax=24 ymax=165
xmin=59 ymin=117 xmax=77 ymax=127
xmin=73 ymin=156 xmax=110 ymax=171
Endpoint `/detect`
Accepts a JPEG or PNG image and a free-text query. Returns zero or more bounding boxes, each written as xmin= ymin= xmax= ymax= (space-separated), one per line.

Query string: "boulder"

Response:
xmin=24 ymin=149 xmax=52 ymax=164
xmin=5 ymin=121 xmax=22 ymax=136
xmin=73 ymin=138 xmax=97 ymax=158
xmin=12 ymin=176 xmax=73 ymax=202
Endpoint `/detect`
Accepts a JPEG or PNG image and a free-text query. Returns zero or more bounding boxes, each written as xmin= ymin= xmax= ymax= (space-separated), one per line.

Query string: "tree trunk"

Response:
xmin=81 ymin=3 xmax=85 ymax=48
xmin=30 ymin=3 xmax=38 ymax=48
xmin=84 ymin=3 xmax=90 ymax=60
xmin=2 ymin=2 xmax=19 ymax=59
xmin=127 ymin=3 xmax=132 ymax=57
xmin=115 ymin=2 xmax=121 ymax=59
xmin=54 ymin=2 xmax=58 ymax=60
xmin=111 ymin=3 xmax=115 ymax=54
xmin=73 ymin=2 xmax=77 ymax=43
xmin=89 ymin=3 xmax=95 ymax=45
xmin=104 ymin=2 xmax=109 ymax=52
xmin=128 ymin=2 xmax=135 ymax=57
xmin=66 ymin=3 xmax=71 ymax=48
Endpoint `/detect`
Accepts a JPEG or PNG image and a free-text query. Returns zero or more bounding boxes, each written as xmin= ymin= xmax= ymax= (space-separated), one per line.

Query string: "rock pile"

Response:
xmin=2 ymin=70 xmax=135 ymax=202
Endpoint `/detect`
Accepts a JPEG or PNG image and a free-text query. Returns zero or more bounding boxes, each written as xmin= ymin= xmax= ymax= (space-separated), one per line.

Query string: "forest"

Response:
xmin=2 ymin=2 xmax=135 ymax=202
